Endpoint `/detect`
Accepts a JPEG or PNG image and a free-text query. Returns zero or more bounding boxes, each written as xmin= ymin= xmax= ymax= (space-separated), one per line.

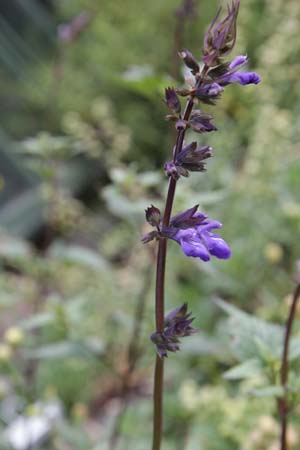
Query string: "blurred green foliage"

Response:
xmin=0 ymin=0 xmax=300 ymax=449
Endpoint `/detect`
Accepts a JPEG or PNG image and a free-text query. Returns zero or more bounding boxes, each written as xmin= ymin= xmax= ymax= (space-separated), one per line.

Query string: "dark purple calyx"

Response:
xmin=165 ymin=87 xmax=181 ymax=114
xmin=145 ymin=205 xmax=161 ymax=227
xmin=164 ymin=142 xmax=213 ymax=180
xmin=189 ymin=110 xmax=217 ymax=133
xmin=151 ymin=303 xmax=197 ymax=358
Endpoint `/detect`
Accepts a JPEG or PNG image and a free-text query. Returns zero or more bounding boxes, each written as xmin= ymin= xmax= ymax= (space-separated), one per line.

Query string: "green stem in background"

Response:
xmin=109 ymin=250 xmax=154 ymax=450
xmin=151 ymin=67 xmax=208 ymax=450
xmin=279 ymin=283 xmax=300 ymax=450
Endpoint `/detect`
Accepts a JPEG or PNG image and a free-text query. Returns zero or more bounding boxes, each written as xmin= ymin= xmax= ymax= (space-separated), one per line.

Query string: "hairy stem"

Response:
xmin=151 ymin=67 xmax=208 ymax=450
xmin=279 ymin=283 xmax=300 ymax=450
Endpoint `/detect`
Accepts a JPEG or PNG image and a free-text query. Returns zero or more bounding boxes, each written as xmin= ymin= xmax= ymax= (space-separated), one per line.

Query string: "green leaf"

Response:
xmin=0 ymin=233 xmax=32 ymax=259
xmin=223 ymin=359 xmax=262 ymax=380
xmin=24 ymin=338 xmax=104 ymax=360
xmin=20 ymin=312 xmax=54 ymax=330
xmin=49 ymin=242 xmax=107 ymax=270
xmin=247 ymin=385 xmax=284 ymax=398
xmin=181 ymin=333 xmax=226 ymax=358
xmin=289 ymin=336 xmax=300 ymax=361
xmin=215 ymin=299 xmax=284 ymax=362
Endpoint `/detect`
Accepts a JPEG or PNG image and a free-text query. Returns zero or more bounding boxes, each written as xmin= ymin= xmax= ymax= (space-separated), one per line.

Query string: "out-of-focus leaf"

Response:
xmin=119 ymin=72 xmax=169 ymax=100
xmin=181 ymin=333 xmax=226 ymax=358
xmin=248 ymin=386 xmax=284 ymax=398
xmin=102 ymin=185 xmax=149 ymax=221
xmin=0 ymin=233 xmax=33 ymax=259
xmin=48 ymin=242 xmax=107 ymax=269
xmin=215 ymin=298 xmax=284 ymax=361
xmin=20 ymin=312 xmax=54 ymax=330
xmin=223 ymin=359 xmax=262 ymax=380
xmin=24 ymin=339 xmax=104 ymax=360
xmin=289 ymin=336 xmax=300 ymax=361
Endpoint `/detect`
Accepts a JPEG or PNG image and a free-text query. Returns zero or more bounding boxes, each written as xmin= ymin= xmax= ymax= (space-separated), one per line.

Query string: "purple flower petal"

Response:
xmin=221 ymin=71 xmax=261 ymax=86
xmin=197 ymin=220 xmax=223 ymax=232
xmin=229 ymin=55 xmax=248 ymax=69
xmin=163 ymin=208 xmax=231 ymax=262
xmin=201 ymin=232 xmax=231 ymax=259
xmin=180 ymin=236 xmax=211 ymax=261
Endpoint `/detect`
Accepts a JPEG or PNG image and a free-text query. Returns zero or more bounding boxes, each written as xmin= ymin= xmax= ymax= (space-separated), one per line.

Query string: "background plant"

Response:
xmin=0 ymin=0 xmax=300 ymax=449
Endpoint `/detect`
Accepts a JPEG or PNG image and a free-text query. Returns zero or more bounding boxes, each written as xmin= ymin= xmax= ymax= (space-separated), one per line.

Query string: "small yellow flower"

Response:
xmin=264 ymin=242 xmax=283 ymax=264
xmin=4 ymin=327 xmax=24 ymax=347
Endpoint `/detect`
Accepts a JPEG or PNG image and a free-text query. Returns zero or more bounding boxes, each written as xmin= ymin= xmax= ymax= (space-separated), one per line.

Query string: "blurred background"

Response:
xmin=0 ymin=0 xmax=300 ymax=449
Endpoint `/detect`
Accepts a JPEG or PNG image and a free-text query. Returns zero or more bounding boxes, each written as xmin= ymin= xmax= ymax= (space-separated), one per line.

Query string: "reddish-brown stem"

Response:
xmin=151 ymin=67 xmax=208 ymax=450
xmin=279 ymin=283 xmax=300 ymax=450
xmin=152 ymin=356 xmax=164 ymax=450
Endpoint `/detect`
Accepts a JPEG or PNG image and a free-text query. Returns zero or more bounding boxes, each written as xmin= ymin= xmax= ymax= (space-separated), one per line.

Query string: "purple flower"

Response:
xmin=151 ymin=303 xmax=197 ymax=358
xmin=220 ymin=71 xmax=261 ymax=86
xmin=217 ymin=55 xmax=261 ymax=86
xmin=164 ymin=205 xmax=231 ymax=261
xmin=142 ymin=205 xmax=231 ymax=262
xmin=229 ymin=55 xmax=248 ymax=69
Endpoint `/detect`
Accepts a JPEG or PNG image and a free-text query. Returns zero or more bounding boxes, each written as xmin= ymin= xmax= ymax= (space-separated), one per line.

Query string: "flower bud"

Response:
xmin=189 ymin=111 xmax=217 ymax=133
xmin=145 ymin=205 xmax=161 ymax=227
xmin=165 ymin=87 xmax=181 ymax=114
xmin=175 ymin=142 xmax=213 ymax=173
xmin=178 ymin=49 xmax=200 ymax=74
xmin=151 ymin=303 xmax=197 ymax=358
xmin=164 ymin=161 xmax=180 ymax=180
xmin=203 ymin=1 xmax=240 ymax=66
xmin=194 ymin=82 xmax=224 ymax=104
xmin=175 ymin=119 xmax=187 ymax=130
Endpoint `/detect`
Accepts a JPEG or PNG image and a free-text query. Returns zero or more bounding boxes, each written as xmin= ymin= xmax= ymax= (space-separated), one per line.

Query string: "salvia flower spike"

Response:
xmin=142 ymin=2 xmax=261 ymax=449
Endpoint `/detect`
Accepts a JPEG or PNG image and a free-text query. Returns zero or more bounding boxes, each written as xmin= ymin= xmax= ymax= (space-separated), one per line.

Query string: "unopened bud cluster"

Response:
xmin=151 ymin=304 xmax=197 ymax=358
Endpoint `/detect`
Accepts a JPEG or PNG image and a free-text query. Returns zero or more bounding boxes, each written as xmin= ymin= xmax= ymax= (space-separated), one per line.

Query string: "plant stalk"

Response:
xmin=151 ymin=67 xmax=208 ymax=450
xmin=279 ymin=283 xmax=300 ymax=450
